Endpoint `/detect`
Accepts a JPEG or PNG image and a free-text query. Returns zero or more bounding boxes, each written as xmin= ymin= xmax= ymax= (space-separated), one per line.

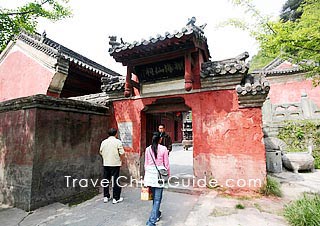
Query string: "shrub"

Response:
xmin=260 ymin=175 xmax=282 ymax=197
xmin=235 ymin=203 xmax=245 ymax=209
xmin=284 ymin=193 xmax=320 ymax=226
xmin=278 ymin=120 xmax=320 ymax=168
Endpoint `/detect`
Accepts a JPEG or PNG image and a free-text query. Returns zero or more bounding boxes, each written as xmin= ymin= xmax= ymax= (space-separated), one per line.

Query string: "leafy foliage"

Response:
xmin=257 ymin=0 xmax=320 ymax=84
xmin=0 ymin=0 xmax=72 ymax=52
xmin=278 ymin=120 xmax=320 ymax=168
xmin=284 ymin=193 xmax=320 ymax=226
xmin=249 ymin=50 xmax=275 ymax=72
xmin=235 ymin=203 xmax=245 ymax=209
xmin=260 ymin=175 xmax=282 ymax=197
xmin=280 ymin=0 xmax=304 ymax=22
xmin=223 ymin=0 xmax=320 ymax=85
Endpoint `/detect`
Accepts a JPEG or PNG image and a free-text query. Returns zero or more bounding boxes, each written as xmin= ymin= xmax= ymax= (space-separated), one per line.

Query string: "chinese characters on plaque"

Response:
xmin=135 ymin=57 xmax=184 ymax=82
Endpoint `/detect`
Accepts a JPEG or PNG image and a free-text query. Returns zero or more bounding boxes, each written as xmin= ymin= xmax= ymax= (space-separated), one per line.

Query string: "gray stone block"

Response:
xmin=266 ymin=151 xmax=282 ymax=173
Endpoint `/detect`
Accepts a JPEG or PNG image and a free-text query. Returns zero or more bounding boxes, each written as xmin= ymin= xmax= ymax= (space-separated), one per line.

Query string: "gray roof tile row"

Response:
xmin=201 ymin=52 xmax=249 ymax=77
xmin=17 ymin=31 xmax=122 ymax=78
xmin=236 ymin=74 xmax=270 ymax=96
xmin=101 ymin=76 xmax=125 ymax=93
xmin=252 ymin=57 xmax=302 ymax=75
xmin=109 ymin=20 xmax=207 ymax=55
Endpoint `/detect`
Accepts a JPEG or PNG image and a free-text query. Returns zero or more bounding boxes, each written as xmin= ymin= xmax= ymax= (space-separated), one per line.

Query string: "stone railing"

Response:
xmin=262 ymin=93 xmax=320 ymax=137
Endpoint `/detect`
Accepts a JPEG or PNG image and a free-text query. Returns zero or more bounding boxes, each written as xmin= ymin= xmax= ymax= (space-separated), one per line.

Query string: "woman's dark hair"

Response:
xmin=151 ymin=132 xmax=161 ymax=158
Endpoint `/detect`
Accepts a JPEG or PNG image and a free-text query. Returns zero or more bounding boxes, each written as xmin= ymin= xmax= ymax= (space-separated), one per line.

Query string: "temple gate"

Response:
xmin=103 ymin=18 xmax=270 ymax=191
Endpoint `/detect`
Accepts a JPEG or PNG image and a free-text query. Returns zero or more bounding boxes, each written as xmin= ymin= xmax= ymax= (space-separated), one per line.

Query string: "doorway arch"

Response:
xmin=141 ymin=97 xmax=193 ymax=180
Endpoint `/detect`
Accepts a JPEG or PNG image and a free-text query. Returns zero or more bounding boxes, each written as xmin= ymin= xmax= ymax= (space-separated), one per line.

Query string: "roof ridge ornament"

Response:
xmin=186 ymin=16 xmax=207 ymax=34
xmin=186 ymin=16 xmax=196 ymax=27
xmin=108 ymin=36 xmax=121 ymax=52
xmin=41 ymin=30 xmax=47 ymax=43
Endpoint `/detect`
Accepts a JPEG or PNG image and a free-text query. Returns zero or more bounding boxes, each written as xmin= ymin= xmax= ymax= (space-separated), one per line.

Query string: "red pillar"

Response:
xmin=192 ymin=51 xmax=201 ymax=90
xmin=184 ymin=53 xmax=193 ymax=91
xmin=124 ymin=66 xmax=132 ymax=97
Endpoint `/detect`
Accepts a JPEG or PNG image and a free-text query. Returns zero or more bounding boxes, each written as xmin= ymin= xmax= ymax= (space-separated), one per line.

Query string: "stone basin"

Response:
xmin=282 ymin=146 xmax=315 ymax=173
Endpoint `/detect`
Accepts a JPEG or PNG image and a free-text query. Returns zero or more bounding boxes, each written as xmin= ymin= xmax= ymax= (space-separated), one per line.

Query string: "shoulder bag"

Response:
xmin=149 ymin=148 xmax=169 ymax=184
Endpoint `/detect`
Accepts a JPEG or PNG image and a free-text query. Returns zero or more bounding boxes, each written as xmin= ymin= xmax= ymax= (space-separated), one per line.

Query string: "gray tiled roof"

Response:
xmin=109 ymin=26 xmax=206 ymax=54
xmin=0 ymin=94 xmax=108 ymax=113
xmin=252 ymin=57 xmax=302 ymax=75
xmin=201 ymin=52 xmax=249 ymax=77
xmin=101 ymin=76 xmax=125 ymax=93
xmin=236 ymin=74 xmax=270 ymax=96
xmin=16 ymin=30 xmax=122 ymax=78
xmin=69 ymin=93 xmax=110 ymax=106
xmin=235 ymin=72 xmax=270 ymax=108
xmin=108 ymin=18 xmax=210 ymax=63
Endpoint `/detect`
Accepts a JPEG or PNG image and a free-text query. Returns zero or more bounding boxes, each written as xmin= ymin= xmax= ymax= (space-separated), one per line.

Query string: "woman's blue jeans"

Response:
xmin=146 ymin=187 xmax=163 ymax=226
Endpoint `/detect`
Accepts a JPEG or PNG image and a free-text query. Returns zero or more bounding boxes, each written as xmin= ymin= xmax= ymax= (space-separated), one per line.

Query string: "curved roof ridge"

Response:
xmin=16 ymin=30 xmax=123 ymax=78
xmin=108 ymin=17 xmax=209 ymax=56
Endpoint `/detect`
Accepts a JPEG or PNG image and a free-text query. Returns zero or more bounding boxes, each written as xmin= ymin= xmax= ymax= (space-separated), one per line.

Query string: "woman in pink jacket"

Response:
xmin=144 ymin=132 xmax=170 ymax=226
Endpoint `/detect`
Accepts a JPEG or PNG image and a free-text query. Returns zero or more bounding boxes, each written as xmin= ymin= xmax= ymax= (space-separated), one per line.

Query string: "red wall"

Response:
xmin=0 ymin=50 xmax=54 ymax=102
xmin=0 ymin=97 xmax=109 ymax=210
xmin=268 ymin=78 xmax=320 ymax=107
xmin=0 ymin=109 xmax=36 ymax=209
xmin=112 ymin=90 xmax=266 ymax=191
xmin=0 ymin=109 xmax=36 ymax=165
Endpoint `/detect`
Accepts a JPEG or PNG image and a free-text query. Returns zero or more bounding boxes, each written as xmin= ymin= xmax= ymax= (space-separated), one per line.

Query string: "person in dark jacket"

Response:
xmin=158 ymin=124 xmax=172 ymax=154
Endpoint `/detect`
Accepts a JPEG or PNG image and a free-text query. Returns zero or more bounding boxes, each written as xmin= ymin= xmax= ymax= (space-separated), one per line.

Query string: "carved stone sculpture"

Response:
xmin=264 ymin=137 xmax=287 ymax=151
xmin=282 ymin=145 xmax=315 ymax=173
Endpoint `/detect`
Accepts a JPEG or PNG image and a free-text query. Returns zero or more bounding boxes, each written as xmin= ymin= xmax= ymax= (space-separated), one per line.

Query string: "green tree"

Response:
xmin=280 ymin=0 xmax=304 ymax=22
xmin=0 ymin=0 xmax=72 ymax=52
xmin=222 ymin=0 xmax=320 ymax=85
xmin=259 ymin=0 xmax=320 ymax=84
xmin=249 ymin=50 xmax=275 ymax=72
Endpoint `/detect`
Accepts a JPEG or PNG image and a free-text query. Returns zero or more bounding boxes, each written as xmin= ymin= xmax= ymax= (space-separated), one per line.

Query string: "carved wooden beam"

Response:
xmin=125 ymin=47 xmax=197 ymax=66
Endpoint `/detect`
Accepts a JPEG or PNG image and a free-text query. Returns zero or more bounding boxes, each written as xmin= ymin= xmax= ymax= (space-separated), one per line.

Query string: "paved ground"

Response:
xmin=1 ymin=145 xmax=320 ymax=226
xmin=0 ymin=188 xmax=198 ymax=226
xmin=169 ymin=144 xmax=193 ymax=178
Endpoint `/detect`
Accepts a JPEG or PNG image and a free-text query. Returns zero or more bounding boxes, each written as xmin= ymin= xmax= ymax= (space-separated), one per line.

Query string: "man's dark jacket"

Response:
xmin=160 ymin=133 xmax=172 ymax=152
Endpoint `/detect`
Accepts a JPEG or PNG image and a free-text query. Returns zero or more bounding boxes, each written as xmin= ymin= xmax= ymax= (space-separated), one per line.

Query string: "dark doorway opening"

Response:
xmin=142 ymin=97 xmax=193 ymax=182
xmin=146 ymin=112 xmax=183 ymax=146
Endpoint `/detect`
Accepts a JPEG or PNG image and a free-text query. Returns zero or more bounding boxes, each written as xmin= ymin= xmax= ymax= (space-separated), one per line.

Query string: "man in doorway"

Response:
xmin=158 ymin=124 xmax=173 ymax=154
xmin=99 ymin=128 xmax=125 ymax=204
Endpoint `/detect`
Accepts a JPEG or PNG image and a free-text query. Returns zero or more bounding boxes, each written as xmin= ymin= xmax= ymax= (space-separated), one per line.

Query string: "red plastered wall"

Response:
xmin=0 ymin=50 xmax=54 ymax=102
xmin=112 ymin=90 xmax=266 ymax=191
xmin=268 ymin=79 xmax=320 ymax=107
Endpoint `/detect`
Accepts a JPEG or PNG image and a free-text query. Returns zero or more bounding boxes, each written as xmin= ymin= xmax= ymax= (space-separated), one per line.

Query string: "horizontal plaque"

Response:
xmin=134 ymin=57 xmax=184 ymax=82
